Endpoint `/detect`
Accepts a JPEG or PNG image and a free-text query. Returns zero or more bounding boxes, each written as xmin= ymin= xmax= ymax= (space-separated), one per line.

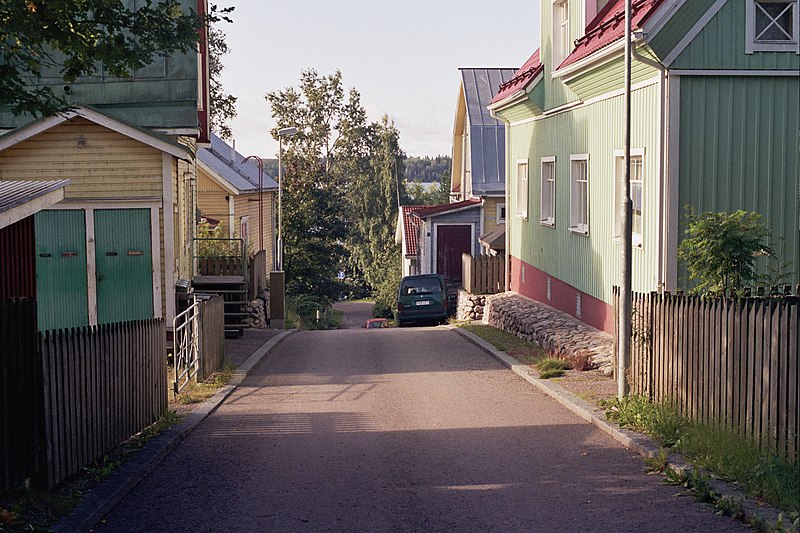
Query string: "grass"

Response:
xmin=459 ymin=324 xmax=546 ymax=364
xmin=174 ymin=362 xmax=236 ymax=405
xmin=602 ymin=395 xmax=800 ymax=514
xmin=535 ymin=358 xmax=572 ymax=379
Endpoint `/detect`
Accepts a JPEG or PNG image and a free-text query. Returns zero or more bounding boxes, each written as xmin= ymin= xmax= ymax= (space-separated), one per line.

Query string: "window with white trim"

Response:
xmin=614 ymin=151 xmax=644 ymax=246
xmin=540 ymin=157 xmax=556 ymax=226
xmin=496 ymin=203 xmax=506 ymax=224
xmin=746 ymin=0 xmax=799 ymax=53
xmin=515 ymin=161 xmax=529 ymax=220
xmin=570 ymin=155 xmax=589 ymax=235
xmin=553 ymin=0 xmax=570 ymax=66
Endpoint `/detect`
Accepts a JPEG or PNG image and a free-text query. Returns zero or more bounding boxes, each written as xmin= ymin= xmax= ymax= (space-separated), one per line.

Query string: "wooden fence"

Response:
xmin=198 ymin=295 xmax=225 ymax=381
xmin=198 ymin=256 xmax=245 ymax=276
xmin=249 ymin=250 xmax=267 ymax=300
xmin=40 ymin=319 xmax=167 ymax=487
xmin=615 ymin=288 xmax=799 ymax=461
xmin=1 ymin=299 xmax=44 ymax=493
xmin=462 ymin=253 xmax=504 ymax=295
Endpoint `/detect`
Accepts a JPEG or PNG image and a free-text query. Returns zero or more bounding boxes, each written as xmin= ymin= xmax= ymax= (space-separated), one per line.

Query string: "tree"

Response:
xmin=208 ymin=25 xmax=237 ymax=139
xmin=345 ymin=116 xmax=406 ymax=316
xmin=405 ymin=169 xmax=450 ymax=205
xmin=266 ymin=69 xmax=366 ymax=303
xmin=678 ymin=208 xmax=773 ymax=294
xmin=0 ymin=1 xmax=232 ymax=117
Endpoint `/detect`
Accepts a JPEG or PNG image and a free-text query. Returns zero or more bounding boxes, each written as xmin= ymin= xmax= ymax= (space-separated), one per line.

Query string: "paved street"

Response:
xmin=98 ymin=327 xmax=747 ymax=532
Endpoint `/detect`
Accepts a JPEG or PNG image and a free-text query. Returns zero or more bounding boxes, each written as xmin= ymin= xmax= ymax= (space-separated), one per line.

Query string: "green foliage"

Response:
xmin=405 ymin=171 xmax=451 ymax=206
xmin=535 ymin=358 xmax=571 ymax=379
xmin=286 ymin=294 xmax=337 ymax=330
xmin=0 ymin=2 xmax=233 ymax=117
xmin=603 ymin=395 xmax=800 ymax=512
xmin=208 ymin=25 xmax=237 ymax=139
xmin=196 ymin=219 xmax=245 ymax=257
xmin=404 ymin=155 xmax=451 ymax=183
xmin=678 ymin=208 xmax=773 ymax=294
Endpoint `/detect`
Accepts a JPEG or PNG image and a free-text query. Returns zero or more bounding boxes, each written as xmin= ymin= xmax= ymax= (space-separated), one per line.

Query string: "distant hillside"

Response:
xmin=404 ymin=155 xmax=451 ymax=183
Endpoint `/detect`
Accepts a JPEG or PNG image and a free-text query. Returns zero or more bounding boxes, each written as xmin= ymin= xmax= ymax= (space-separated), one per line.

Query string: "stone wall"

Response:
xmin=457 ymin=290 xmax=486 ymax=321
xmin=243 ymin=290 xmax=270 ymax=329
xmin=483 ymin=292 xmax=614 ymax=375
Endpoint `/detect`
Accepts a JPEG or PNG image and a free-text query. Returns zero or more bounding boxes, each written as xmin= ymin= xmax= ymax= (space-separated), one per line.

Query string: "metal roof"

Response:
xmin=460 ymin=69 xmax=517 ymax=127
xmin=197 ymin=133 xmax=278 ymax=193
xmin=0 ymin=180 xmax=70 ymax=228
xmin=460 ymin=69 xmax=516 ymax=196
xmin=490 ymin=50 xmax=543 ymax=105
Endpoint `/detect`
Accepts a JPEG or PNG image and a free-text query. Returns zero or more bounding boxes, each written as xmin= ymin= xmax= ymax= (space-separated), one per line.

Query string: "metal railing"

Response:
xmin=173 ymin=297 xmax=200 ymax=395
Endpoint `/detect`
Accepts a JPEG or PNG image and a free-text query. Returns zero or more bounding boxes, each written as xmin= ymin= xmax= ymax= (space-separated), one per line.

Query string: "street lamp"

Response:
xmin=276 ymin=126 xmax=298 ymax=271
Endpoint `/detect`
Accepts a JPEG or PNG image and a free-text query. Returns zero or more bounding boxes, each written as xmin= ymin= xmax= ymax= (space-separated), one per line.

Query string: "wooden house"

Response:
xmin=489 ymin=0 xmax=799 ymax=333
xmin=0 ymin=0 xmax=211 ymax=331
xmin=197 ymin=133 xmax=279 ymax=271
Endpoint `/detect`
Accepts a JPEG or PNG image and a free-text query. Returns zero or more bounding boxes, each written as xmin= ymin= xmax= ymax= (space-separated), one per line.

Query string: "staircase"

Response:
xmin=192 ymin=275 xmax=248 ymax=338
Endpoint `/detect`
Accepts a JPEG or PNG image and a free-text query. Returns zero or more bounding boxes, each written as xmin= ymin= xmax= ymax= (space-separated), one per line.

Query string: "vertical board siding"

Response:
xmin=40 ymin=319 xmax=166 ymax=488
xmin=462 ymin=253 xmax=505 ymax=295
xmin=0 ymin=218 xmax=36 ymax=300
xmin=618 ymin=288 xmax=800 ymax=461
xmin=679 ymin=75 xmax=800 ymax=287
xmin=648 ymin=0 xmax=718 ymax=58
xmin=509 ymin=82 xmax=662 ymax=307
xmin=234 ymin=191 xmax=275 ymax=270
xmin=0 ymin=119 xmax=163 ymax=198
xmin=198 ymin=295 xmax=225 ymax=381
xmin=0 ymin=299 xmax=44 ymax=493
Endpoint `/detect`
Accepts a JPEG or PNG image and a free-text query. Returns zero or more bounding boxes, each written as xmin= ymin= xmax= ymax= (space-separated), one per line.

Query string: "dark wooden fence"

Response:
xmin=40 ymin=319 xmax=167 ymax=487
xmin=198 ymin=256 xmax=244 ymax=276
xmin=615 ymin=288 xmax=799 ymax=461
xmin=198 ymin=295 xmax=225 ymax=381
xmin=249 ymin=250 xmax=267 ymax=300
xmin=1 ymin=299 xmax=44 ymax=493
xmin=462 ymin=253 xmax=504 ymax=295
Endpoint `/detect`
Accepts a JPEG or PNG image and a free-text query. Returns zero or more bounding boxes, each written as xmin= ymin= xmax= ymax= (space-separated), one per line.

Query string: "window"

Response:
xmin=516 ymin=161 xmax=529 ymax=219
xmin=540 ymin=157 xmax=556 ymax=226
xmin=746 ymin=0 xmax=799 ymax=53
xmin=553 ymin=0 xmax=571 ymax=65
xmin=614 ymin=151 xmax=644 ymax=246
xmin=570 ymin=155 xmax=589 ymax=235
xmin=496 ymin=203 xmax=506 ymax=224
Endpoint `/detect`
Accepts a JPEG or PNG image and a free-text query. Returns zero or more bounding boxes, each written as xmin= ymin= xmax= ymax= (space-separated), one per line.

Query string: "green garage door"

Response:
xmin=35 ymin=210 xmax=89 ymax=331
xmin=94 ymin=209 xmax=154 ymax=324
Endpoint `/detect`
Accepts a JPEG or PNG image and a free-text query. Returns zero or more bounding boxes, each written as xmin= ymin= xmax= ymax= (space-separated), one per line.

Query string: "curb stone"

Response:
xmin=54 ymin=329 xmax=297 ymax=533
xmin=450 ymin=326 xmax=786 ymax=528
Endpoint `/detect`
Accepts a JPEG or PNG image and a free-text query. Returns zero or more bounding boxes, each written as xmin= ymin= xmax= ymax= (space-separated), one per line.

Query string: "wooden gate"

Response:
xmin=436 ymin=225 xmax=471 ymax=283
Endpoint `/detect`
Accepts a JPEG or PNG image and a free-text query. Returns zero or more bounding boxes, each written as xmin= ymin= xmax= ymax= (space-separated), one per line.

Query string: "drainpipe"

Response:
xmin=489 ymin=108 xmax=512 ymax=293
xmin=631 ymin=30 xmax=669 ymax=292
xmin=620 ymin=0 xmax=632 ymax=400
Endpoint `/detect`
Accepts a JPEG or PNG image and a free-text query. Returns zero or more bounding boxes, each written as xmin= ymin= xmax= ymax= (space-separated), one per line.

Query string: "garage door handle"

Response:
xmin=106 ymin=251 xmax=118 ymax=256
xmin=128 ymin=250 xmax=143 ymax=256
xmin=39 ymin=253 xmax=51 ymax=258
xmin=61 ymin=251 xmax=77 ymax=257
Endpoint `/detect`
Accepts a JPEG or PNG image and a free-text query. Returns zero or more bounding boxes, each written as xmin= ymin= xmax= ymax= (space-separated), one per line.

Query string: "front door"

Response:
xmin=35 ymin=210 xmax=89 ymax=331
xmin=94 ymin=209 xmax=154 ymax=324
xmin=436 ymin=225 xmax=471 ymax=283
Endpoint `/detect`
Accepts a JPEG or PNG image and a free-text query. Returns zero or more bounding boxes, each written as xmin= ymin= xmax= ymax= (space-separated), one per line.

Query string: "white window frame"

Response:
xmin=515 ymin=160 xmax=529 ymax=220
xmin=552 ymin=0 xmax=570 ymax=66
xmin=569 ymin=154 xmax=589 ymax=236
xmin=613 ymin=149 xmax=645 ymax=247
xmin=496 ymin=203 xmax=506 ymax=224
xmin=746 ymin=0 xmax=799 ymax=53
xmin=540 ymin=156 xmax=556 ymax=227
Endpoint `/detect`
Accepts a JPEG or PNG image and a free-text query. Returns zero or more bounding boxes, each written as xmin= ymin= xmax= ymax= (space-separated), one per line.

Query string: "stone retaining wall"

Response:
xmin=457 ymin=291 xmax=486 ymax=321
xmin=483 ymin=292 xmax=614 ymax=375
xmin=243 ymin=291 xmax=270 ymax=329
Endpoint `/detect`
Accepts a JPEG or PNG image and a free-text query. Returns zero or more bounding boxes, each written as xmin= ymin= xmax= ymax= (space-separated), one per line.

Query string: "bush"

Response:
xmin=372 ymin=301 xmax=393 ymax=319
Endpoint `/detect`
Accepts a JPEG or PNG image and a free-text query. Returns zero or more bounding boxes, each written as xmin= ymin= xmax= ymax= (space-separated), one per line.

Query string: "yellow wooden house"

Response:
xmin=197 ymin=133 xmax=278 ymax=272
xmin=0 ymin=106 xmax=198 ymax=330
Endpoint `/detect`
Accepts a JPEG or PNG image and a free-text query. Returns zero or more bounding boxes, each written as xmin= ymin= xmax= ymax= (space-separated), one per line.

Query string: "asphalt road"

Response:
xmin=98 ymin=327 xmax=747 ymax=532
xmin=333 ymin=300 xmax=374 ymax=329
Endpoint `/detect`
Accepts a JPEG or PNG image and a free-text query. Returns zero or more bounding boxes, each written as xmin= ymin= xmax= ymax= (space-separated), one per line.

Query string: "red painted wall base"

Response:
xmin=509 ymin=255 xmax=614 ymax=334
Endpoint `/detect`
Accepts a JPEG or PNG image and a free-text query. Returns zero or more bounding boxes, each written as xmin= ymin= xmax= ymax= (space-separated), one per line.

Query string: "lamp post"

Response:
xmin=619 ymin=0 xmax=633 ymax=399
xmin=276 ymin=126 xmax=298 ymax=271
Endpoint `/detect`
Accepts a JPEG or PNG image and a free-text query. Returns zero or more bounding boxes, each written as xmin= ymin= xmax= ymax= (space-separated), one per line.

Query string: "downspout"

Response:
xmin=489 ymin=106 xmax=512 ymax=293
xmin=631 ymin=32 xmax=669 ymax=291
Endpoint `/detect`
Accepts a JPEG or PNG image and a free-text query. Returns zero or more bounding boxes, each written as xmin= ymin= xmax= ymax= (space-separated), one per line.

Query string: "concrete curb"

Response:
xmin=54 ymin=329 xmax=297 ymax=533
xmin=451 ymin=326 xmax=785 ymax=527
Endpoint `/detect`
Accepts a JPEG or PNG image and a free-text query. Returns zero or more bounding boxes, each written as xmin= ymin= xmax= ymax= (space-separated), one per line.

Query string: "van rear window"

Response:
xmin=400 ymin=278 xmax=443 ymax=295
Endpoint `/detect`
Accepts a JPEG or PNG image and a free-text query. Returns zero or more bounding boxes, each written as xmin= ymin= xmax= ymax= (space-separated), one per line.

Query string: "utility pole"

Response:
xmin=619 ymin=0 xmax=633 ymax=399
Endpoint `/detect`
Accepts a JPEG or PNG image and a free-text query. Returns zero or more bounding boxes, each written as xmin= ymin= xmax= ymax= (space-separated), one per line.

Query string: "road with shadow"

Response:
xmin=98 ymin=327 xmax=748 ymax=532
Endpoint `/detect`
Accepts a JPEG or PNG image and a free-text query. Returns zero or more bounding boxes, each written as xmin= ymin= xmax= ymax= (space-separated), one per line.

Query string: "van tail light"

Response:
xmin=397 ymin=302 xmax=402 ymax=313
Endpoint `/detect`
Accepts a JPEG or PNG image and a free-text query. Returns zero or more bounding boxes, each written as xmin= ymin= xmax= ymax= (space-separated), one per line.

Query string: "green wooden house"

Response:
xmin=0 ymin=0 xmax=210 ymax=331
xmin=489 ymin=0 xmax=799 ymax=333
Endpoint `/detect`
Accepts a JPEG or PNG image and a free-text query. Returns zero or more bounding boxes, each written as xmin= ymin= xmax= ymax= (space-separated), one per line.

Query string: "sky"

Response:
xmin=221 ymin=0 xmax=541 ymax=160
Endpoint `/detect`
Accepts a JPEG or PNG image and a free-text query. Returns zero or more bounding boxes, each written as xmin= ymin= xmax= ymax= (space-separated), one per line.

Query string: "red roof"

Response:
xmin=558 ymin=0 xmax=664 ymax=70
xmin=490 ymin=49 xmax=543 ymax=105
xmin=401 ymin=205 xmax=427 ymax=256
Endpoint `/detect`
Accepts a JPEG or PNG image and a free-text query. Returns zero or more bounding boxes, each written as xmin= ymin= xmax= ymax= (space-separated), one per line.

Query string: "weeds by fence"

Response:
xmin=615 ymin=288 xmax=799 ymax=462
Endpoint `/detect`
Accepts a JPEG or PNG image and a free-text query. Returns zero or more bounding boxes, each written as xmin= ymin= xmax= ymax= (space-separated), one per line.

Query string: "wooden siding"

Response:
xmin=671 ymin=0 xmax=800 ymax=70
xmin=648 ymin=0 xmax=718 ymax=59
xmin=234 ymin=191 xmax=275 ymax=270
xmin=508 ymin=82 xmax=662 ymax=306
xmin=0 ymin=119 xmax=162 ymax=198
xmin=197 ymin=169 xmax=231 ymax=227
xmin=1 ymin=217 xmax=36 ymax=300
xmin=564 ymin=48 xmax=661 ymax=101
xmin=482 ymin=197 xmax=506 ymax=235
xmin=175 ymin=155 xmax=195 ymax=281
xmin=678 ymin=75 xmax=800 ymax=286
